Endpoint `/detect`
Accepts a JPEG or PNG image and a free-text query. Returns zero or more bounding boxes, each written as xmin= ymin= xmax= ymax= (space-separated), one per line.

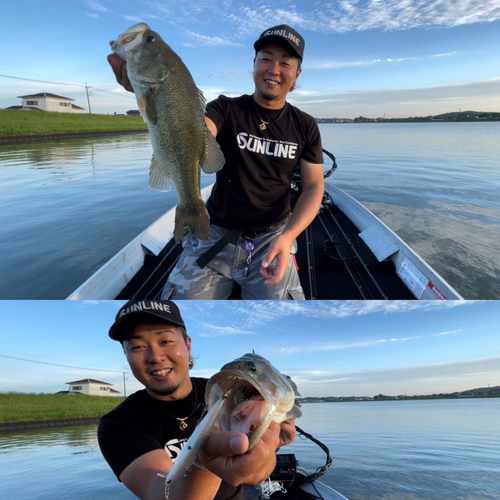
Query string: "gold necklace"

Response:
xmin=253 ymin=98 xmax=287 ymax=130
xmin=156 ymin=391 xmax=199 ymax=431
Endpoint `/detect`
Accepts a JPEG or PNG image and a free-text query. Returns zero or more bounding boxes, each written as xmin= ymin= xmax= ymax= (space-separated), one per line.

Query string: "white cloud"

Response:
xmin=429 ymin=52 xmax=458 ymax=58
xmin=120 ymin=14 xmax=145 ymax=23
xmin=196 ymin=301 xmax=472 ymax=330
xmin=292 ymin=356 xmax=500 ymax=396
xmin=307 ymin=52 xmax=450 ymax=71
xmin=293 ymin=78 xmax=500 ymax=117
xmin=279 ymin=335 xmax=423 ymax=355
xmin=84 ymin=0 xmax=108 ymax=12
xmin=307 ymin=60 xmax=375 ymax=70
xmin=198 ymin=323 xmax=256 ymax=337
xmin=134 ymin=0 xmax=500 ymax=55
xmin=183 ymin=31 xmax=244 ymax=47
xmin=208 ymin=70 xmax=243 ymax=78
xmin=386 ymin=57 xmax=415 ymax=63
xmin=390 ymin=336 xmax=421 ymax=342
xmin=433 ymin=329 xmax=462 ymax=336
xmin=217 ymin=0 xmax=500 ymax=36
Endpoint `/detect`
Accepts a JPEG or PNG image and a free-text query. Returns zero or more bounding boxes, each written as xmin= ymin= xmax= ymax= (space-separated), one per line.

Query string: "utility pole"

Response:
xmin=85 ymin=83 xmax=92 ymax=114
xmin=123 ymin=369 xmax=128 ymax=397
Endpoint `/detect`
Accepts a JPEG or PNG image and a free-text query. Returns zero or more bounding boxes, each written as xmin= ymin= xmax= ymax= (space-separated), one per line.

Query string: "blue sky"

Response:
xmin=1 ymin=300 xmax=499 ymax=397
xmin=1 ymin=0 xmax=499 ymax=118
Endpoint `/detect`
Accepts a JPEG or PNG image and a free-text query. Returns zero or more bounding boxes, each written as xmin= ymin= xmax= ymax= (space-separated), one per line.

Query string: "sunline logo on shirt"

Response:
xmin=237 ymin=132 xmax=298 ymax=159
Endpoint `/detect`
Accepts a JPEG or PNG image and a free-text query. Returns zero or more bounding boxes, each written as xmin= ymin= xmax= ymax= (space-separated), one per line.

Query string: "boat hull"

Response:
xmin=68 ymin=182 xmax=462 ymax=300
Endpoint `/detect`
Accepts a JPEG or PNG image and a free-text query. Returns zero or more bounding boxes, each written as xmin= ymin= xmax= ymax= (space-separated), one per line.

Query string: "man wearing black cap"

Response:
xmin=98 ymin=300 xmax=295 ymax=500
xmin=108 ymin=24 xmax=324 ymax=300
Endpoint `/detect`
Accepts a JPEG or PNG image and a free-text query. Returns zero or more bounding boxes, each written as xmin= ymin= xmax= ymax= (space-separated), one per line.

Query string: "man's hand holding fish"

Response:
xmin=98 ymin=300 xmax=300 ymax=500
xmin=197 ymin=421 xmax=282 ymax=486
xmin=107 ymin=42 xmax=133 ymax=92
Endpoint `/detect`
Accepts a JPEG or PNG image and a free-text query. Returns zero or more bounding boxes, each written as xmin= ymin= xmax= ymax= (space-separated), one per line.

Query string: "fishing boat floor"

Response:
xmin=116 ymin=191 xmax=415 ymax=300
xmin=295 ymin=192 xmax=414 ymax=299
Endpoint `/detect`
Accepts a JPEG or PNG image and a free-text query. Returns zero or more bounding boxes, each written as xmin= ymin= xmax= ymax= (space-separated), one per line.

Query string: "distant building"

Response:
xmin=16 ymin=92 xmax=85 ymax=113
xmin=65 ymin=378 xmax=121 ymax=396
xmin=126 ymin=109 xmax=141 ymax=116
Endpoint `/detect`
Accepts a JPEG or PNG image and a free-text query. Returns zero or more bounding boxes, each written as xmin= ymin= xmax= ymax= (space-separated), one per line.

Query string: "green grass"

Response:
xmin=0 ymin=109 xmax=147 ymax=136
xmin=0 ymin=392 xmax=125 ymax=422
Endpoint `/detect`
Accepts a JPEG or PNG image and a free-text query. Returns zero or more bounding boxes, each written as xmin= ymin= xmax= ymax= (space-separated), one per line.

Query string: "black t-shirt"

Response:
xmin=205 ymin=94 xmax=323 ymax=232
xmin=98 ymin=377 xmax=243 ymax=500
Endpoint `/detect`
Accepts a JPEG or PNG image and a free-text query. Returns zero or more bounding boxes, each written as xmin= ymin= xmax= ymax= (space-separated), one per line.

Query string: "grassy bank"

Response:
xmin=0 ymin=109 xmax=147 ymax=136
xmin=0 ymin=392 xmax=125 ymax=422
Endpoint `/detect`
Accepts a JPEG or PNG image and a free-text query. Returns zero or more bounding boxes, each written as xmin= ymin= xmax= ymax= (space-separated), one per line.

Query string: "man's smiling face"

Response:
xmin=253 ymin=43 xmax=301 ymax=106
xmin=123 ymin=322 xmax=192 ymax=400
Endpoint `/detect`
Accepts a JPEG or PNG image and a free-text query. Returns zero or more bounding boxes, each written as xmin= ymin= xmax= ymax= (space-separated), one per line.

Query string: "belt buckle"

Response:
xmin=242 ymin=231 xmax=257 ymax=239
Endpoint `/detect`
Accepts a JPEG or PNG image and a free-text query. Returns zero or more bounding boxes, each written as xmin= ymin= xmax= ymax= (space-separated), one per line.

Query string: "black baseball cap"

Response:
xmin=109 ymin=300 xmax=186 ymax=341
xmin=254 ymin=24 xmax=305 ymax=61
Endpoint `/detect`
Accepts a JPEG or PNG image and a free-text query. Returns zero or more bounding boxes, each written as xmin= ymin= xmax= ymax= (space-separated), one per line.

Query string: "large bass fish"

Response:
xmin=112 ymin=23 xmax=225 ymax=242
xmin=166 ymin=352 xmax=302 ymax=484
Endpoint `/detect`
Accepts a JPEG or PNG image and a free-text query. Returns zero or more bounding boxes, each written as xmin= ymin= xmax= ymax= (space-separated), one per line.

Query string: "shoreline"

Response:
xmin=0 ymin=128 xmax=148 ymax=145
xmin=0 ymin=416 xmax=102 ymax=432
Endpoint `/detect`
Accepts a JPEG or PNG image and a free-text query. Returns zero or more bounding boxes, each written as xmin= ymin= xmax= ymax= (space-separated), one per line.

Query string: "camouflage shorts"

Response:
xmin=161 ymin=223 xmax=305 ymax=300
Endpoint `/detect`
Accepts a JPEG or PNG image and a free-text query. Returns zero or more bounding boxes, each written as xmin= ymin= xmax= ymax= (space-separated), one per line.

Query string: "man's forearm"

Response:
xmin=281 ymin=182 xmax=324 ymax=241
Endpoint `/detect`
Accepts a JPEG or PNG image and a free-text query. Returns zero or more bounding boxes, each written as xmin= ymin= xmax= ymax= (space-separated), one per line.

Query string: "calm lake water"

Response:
xmin=0 ymin=399 xmax=499 ymax=500
xmin=0 ymin=122 xmax=499 ymax=299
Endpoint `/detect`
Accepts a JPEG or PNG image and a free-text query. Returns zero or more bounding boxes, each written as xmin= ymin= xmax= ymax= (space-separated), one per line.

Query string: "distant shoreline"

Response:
xmin=0 ymin=416 xmax=102 ymax=432
xmin=316 ymin=118 xmax=500 ymax=124
xmin=300 ymin=394 xmax=500 ymax=403
xmin=0 ymin=128 xmax=148 ymax=145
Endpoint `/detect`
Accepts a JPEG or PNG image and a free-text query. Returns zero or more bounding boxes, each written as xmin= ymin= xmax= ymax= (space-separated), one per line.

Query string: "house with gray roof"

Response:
xmin=17 ymin=92 xmax=85 ymax=113
xmin=65 ymin=378 xmax=121 ymax=396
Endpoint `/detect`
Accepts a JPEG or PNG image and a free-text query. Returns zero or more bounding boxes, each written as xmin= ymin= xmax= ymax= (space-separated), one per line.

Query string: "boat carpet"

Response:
xmin=295 ymin=200 xmax=415 ymax=300
xmin=116 ymin=238 xmax=183 ymax=300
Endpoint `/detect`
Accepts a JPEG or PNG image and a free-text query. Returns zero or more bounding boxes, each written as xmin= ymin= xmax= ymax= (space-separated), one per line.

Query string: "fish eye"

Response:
xmin=247 ymin=362 xmax=257 ymax=372
xmin=146 ymin=35 xmax=155 ymax=43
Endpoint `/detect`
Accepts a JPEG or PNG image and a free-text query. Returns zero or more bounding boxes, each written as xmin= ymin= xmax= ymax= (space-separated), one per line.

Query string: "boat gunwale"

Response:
xmin=324 ymin=180 xmax=463 ymax=300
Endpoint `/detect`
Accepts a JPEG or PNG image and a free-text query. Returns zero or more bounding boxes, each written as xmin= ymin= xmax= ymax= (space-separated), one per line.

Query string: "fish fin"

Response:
xmin=283 ymin=374 xmax=301 ymax=397
xmin=174 ymin=199 xmax=210 ymax=242
xmin=196 ymin=86 xmax=224 ymax=174
xmin=148 ymin=156 xmax=172 ymax=191
xmin=200 ymin=130 xmax=225 ymax=174
xmin=285 ymin=404 xmax=303 ymax=421
xmin=141 ymin=87 xmax=158 ymax=124
xmin=137 ymin=99 xmax=147 ymax=122
xmin=197 ymin=87 xmax=207 ymax=108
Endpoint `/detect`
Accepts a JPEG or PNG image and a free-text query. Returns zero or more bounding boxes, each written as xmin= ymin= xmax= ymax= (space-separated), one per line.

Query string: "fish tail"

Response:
xmin=174 ymin=200 xmax=210 ymax=242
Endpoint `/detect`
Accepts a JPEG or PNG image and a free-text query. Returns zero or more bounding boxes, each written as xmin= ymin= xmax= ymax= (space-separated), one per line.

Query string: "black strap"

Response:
xmin=196 ymin=229 xmax=243 ymax=269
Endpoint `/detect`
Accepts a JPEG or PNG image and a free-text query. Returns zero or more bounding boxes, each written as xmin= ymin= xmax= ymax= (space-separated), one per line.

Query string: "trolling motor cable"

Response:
xmin=294 ymin=425 xmax=333 ymax=484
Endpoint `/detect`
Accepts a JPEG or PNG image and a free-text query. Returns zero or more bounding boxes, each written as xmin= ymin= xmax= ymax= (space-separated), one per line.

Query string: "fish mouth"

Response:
xmin=217 ymin=371 xmax=267 ymax=401
xmin=112 ymin=22 xmax=150 ymax=58
xmin=208 ymin=371 xmax=273 ymax=443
